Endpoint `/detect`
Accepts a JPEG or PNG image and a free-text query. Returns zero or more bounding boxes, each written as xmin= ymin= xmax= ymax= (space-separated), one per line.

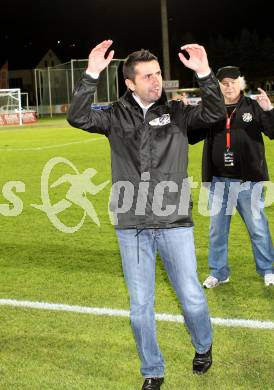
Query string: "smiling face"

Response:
xmin=125 ymin=60 xmax=162 ymax=106
xmin=220 ymin=77 xmax=241 ymax=104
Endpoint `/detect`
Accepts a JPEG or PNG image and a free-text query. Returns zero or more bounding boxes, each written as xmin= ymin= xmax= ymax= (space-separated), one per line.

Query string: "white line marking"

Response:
xmin=1 ymin=298 xmax=273 ymax=330
xmin=0 ymin=137 xmax=105 ymax=151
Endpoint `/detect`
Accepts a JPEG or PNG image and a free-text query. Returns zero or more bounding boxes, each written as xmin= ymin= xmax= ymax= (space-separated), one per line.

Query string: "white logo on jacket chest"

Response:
xmin=149 ymin=114 xmax=171 ymax=126
xmin=242 ymin=112 xmax=253 ymax=122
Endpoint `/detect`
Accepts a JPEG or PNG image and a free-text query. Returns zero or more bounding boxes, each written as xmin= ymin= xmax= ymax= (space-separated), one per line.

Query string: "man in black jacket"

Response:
xmin=67 ymin=40 xmax=226 ymax=390
xmin=190 ymin=66 xmax=274 ymax=289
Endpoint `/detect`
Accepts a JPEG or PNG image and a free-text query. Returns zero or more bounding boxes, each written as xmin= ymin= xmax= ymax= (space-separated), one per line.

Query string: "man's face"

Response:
xmin=220 ymin=77 xmax=241 ymax=104
xmin=126 ymin=60 xmax=162 ymax=106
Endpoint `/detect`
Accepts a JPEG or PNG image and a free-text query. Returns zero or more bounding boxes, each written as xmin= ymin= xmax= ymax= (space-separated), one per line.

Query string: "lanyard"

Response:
xmin=225 ymin=108 xmax=236 ymax=150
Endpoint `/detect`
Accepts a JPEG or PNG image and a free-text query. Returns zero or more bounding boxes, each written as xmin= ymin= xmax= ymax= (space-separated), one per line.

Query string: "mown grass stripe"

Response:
xmin=0 ymin=137 xmax=105 ymax=151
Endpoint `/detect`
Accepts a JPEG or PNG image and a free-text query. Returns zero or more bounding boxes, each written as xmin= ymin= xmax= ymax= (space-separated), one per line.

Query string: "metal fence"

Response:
xmin=34 ymin=59 xmax=124 ymax=117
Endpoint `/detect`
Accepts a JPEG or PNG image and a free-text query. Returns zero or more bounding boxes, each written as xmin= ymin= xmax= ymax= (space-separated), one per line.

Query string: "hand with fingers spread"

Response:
xmin=256 ymin=88 xmax=273 ymax=111
xmin=178 ymin=44 xmax=210 ymax=75
xmin=87 ymin=40 xmax=115 ymax=75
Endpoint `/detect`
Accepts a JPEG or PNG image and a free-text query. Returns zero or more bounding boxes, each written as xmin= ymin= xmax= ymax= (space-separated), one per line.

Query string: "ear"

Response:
xmin=125 ymin=78 xmax=135 ymax=92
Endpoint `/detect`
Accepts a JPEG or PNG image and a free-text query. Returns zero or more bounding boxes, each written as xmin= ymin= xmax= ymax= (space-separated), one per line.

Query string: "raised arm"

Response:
xmin=178 ymin=43 xmax=210 ymax=75
xmin=86 ymin=40 xmax=114 ymax=75
xmin=67 ymin=40 xmax=115 ymax=135
xmin=178 ymin=44 xmax=226 ymax=128
xmin=256 ymin=88 xmax=274 ymax=139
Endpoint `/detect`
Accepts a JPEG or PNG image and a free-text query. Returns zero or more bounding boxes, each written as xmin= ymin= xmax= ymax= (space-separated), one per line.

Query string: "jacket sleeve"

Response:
xmin=257 ymin=104 xmax=274 ymax=139
xmin=67 ymin=73 xmax=111 ymax=136
xmin=187 ymin=127 xmax=209 ymax=144
xmin=184 ymin=71 xmax=226 ymax=129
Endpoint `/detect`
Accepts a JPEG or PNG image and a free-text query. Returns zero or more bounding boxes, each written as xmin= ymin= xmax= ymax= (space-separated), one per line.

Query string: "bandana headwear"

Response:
xmin=216 ymin=66 xmax=241 ymax=81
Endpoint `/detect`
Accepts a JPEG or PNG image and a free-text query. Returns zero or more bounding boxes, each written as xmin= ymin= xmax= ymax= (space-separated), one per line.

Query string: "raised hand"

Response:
xmin=178 ymin=44 xmax=210 ymax=75
xmin=87 ymin=40 xmax=115 ymax=75
xmin=256 ymin=88 xmax=273 ymax=111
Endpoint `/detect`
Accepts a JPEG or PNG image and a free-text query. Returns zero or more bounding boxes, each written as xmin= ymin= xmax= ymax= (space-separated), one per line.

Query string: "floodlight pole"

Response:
xmin=106 ymin=65 xmax=110 ymax=102
xmin=48 ymin=67 xmax=53 ymax=118
xmin=38 ymin=71 xmax=43 ymax=117
xmin=160 ymin=0 xmax=171 ymax=81
xmin=66 ymin=70 xmax=70 ymax=105
xmin=18 ymin=89 xmax=22 ymax=126
xmin=71 ymin=59 xmax=75 ymax=92
xmin=115 ymin=64 xmax=119 ymax=100
xmin=34 ymin=69 xmax=39 ymax=117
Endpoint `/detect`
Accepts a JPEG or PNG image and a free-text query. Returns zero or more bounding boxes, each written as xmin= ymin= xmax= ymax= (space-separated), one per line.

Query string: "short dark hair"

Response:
xmin=123 ymin=49 xmax=158 ymax=80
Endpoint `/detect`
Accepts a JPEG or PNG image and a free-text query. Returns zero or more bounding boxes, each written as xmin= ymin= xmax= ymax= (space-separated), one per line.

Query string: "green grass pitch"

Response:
xmin=0 ymin=116 xmax=274 ymax=389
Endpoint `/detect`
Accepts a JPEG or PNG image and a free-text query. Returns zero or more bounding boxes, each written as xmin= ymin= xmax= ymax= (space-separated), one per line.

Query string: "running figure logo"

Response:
xmin=32 ymin=157 xmax=110 ymax=233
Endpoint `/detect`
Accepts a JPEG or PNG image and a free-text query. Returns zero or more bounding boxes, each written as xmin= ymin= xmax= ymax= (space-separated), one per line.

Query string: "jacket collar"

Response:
xmin=120 ymin=89 xmax=168 ymax=112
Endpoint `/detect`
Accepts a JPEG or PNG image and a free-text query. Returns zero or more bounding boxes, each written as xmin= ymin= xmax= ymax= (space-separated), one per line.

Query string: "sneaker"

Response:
xmin=264 ymin=274 xmax=274 ymax=286
xmin=203 ymin=275 xmax=229 ymax=289
xmin=142 ymin=377 xmax=164 ymax=390
xmin=193 ymin=345 xmax=212 ymax=374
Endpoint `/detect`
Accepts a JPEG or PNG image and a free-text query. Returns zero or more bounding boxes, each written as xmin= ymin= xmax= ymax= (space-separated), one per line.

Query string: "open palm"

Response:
xmin=178 ymin=44 xmax=209 ymax=74
xmin=87 ymin=40 xmax=115 ymax=74
xmin=256 ymin=88 xmax=273 ymax=111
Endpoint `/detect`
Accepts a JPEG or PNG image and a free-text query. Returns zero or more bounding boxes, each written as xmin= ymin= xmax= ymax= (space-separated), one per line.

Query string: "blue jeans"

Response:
xmin=116 ymin=227 xmax=212 ymax=378
xmin=208 ymin=176 xmax=274 ymax=281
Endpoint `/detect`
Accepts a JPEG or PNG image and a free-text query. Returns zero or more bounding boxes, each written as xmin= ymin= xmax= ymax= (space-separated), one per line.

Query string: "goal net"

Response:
xmin=0 ymin=88 xmax=22 ymax=125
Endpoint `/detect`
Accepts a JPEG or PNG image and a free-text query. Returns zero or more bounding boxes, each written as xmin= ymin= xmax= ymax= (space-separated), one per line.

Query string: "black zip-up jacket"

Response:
xmin=67 ymin=72 xmax=226 ymax=228
xmin=188 ymin=95 xmax=274 ymax=182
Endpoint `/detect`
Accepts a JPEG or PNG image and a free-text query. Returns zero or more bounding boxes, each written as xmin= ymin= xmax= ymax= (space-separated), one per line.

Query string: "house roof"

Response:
xmin=3 ymin=44 xmax=87 ymax=71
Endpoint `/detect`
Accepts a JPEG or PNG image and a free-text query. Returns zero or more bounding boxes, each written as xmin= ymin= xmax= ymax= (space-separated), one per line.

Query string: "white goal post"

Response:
xmin=0 ymin=88 xmax=22 ymax=125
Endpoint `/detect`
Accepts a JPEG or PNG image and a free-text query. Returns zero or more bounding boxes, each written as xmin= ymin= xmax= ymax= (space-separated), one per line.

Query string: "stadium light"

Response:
xmin=160 ymin=0 xmax=171 ymax=80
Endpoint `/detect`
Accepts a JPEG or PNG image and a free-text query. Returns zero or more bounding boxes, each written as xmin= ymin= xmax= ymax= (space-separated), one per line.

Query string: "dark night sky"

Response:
xmin=1 ymin=0 xmax=274 ymax=71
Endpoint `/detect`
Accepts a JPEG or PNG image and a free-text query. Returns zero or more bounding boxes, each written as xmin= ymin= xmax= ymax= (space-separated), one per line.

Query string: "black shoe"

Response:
xmin=193 ymin=346 xmax=212 ymax=374
xmin=141 ymin=377 xmax=164 ymax=390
